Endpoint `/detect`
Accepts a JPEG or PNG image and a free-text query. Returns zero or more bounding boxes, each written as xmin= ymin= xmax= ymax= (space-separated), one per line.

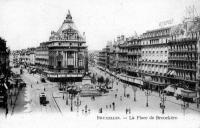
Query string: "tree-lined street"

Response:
xmin=1 ymin=66 xmax=199 ymax=119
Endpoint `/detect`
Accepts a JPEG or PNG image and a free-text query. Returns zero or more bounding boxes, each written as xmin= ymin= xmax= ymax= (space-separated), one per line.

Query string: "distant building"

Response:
xmin=97 ymin=48 xmax=107 ymax=70
xmin=88 ymin=50 xmax=100 ymax=66
xmin=28 ymin=48 xmax=36 ymax=66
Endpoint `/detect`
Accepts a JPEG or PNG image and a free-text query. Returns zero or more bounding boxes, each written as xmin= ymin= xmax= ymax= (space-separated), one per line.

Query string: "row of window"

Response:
xmin=169 ymin=44 xmax=196 ymax=51
xmin=172 ymin=70 xmax=196 ymax=81
xmin=48 ymin=42 xmax=83 ymax=47
xmin=142 ymin=29 xmax=170 ymax=39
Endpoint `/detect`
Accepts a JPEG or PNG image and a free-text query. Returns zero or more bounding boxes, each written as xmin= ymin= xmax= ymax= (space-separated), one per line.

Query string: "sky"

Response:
xmin=0 ymin=0 xmax=200 ymax=51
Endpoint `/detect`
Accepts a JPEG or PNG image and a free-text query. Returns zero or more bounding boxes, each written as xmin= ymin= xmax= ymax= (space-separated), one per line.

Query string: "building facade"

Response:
xmin=140 ymin=27 xmax=171 ymax=90
xmin=0 ymin=37 xmax=8 ymax=79
xmin=35 ymin=11 xmax=88 ymax=82
xmin=97 ymin=48 xmax=107 ymax=70
xmin=168 ymin=17 xmax=200 ymax=92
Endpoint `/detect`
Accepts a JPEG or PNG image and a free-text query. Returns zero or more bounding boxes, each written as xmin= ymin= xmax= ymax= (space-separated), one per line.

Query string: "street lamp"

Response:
xmin=181 ymin=101 xmax=189 ymax=116
xmin=197 ymin=88 xmax=200 ymax=108
xmin=160 ymin=92 xmax=166 ymax=114
xmin=62 ymin=82 xmax=65 ymax=100
xmin=143 ymin=76 xmax=152 ymax=107
xmin=74 ymin=94 xmax=81 ymax=112
xmin=132 ymin=86 xmax=137 ymax=102
xmin=145 ymin=86 xmax=151 ymax=107
xmin=123 ymin=83 xmax=127 ymax=97
xmin=67 ymin=85 xmax=79 ymax=112
xmin=65 ymin=82 xmax=69 ymax=105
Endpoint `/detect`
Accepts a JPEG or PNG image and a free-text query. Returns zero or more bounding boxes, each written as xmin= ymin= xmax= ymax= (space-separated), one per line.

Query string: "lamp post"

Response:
xmin=74 ymin=94 xmax=81 ymax=112
xmin=145 ymin=86 xmax=151 ymax=107
xmin=160 ymin=92 xmax=166 ymax=114
xmin=62 ymin=82 xmax=65 ymax=100
xmin=144 ymin=76 xmax=152 ymax=107
xmin=67 ymin=84 xmax=81 ymax=112
xmin=70 ymin=94 xmax=73 ymax=112
xmin=197 ymin=87 xmax=200 ymax=108
xmin=197 ymin=95 xmax=199 ymax=108
xmin=132 ymin=86 xmax=137 ymax=102
xmin=181 ymin=101 xmax=189 ymax=116
xmin=123 ymin=83 xmax=127 ymax=97
xmin=66 ymin=82 xmax=69 ymax=105
xmin=67 ymin=86 xmax=76 ymax=112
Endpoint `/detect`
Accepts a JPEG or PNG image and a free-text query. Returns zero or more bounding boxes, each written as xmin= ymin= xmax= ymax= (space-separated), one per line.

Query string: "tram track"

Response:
xmin=52 ymin=93 xmax=63 ymax=115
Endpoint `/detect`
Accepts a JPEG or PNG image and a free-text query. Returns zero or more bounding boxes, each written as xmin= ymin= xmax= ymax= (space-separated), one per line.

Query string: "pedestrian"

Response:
xmin=112 ymin=102 xmax=115 ymax=110
xmin=5 ymin=105 xmax=8 ymax=117
xmin=112 ymin=102 xmax=115 ymax=107
xmin=99 ymin=108 xmax=102 ymax=113
xmin=115 ymin=94 xmax=117 ymax=98
xmin=110 ymin=104 xmax=112 ymax=108
xmin=125 ymin=108 xmax=127 ymax=114
xmin=31 ymin=84 xmax=32 ymax=88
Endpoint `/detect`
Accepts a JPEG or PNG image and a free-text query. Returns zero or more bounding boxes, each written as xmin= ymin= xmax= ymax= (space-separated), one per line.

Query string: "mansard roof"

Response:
xmin=49 ymin=10 xmax=85 ymax=41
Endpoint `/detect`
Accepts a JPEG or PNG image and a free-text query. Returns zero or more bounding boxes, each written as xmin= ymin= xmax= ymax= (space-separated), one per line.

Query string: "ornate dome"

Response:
xmin=49 ymin=10 xmax=85 ymax=41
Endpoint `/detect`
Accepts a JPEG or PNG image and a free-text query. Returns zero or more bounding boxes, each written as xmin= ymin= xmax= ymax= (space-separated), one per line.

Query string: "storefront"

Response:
xmin=47 ymin=73 xmax=83 ymax=82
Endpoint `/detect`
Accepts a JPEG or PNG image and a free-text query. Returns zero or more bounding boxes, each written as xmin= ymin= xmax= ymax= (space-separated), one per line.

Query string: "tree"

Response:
xmin=105 ymin=77 xmax=109 ymax=84
xmin=97 ymin=76 xmax=104 ymax=85
xmin=91 ymin=74 xmax=96 ymax=84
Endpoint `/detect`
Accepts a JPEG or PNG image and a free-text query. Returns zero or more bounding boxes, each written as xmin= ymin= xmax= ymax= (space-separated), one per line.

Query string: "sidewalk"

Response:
xmin=150 ymin=91 xmax=200 ymax=112
xmin=90 ymin=66 xmax=200 ymax=114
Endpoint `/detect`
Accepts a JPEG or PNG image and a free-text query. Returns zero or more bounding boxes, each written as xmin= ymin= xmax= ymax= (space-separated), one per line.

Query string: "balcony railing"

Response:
xmin=127 ymin=52 xmax=141 ymax=56
xmin=169 ymin=48 xmax=197 ymax=52
xmin=118 ymin=59 xmax=128 ymax=62
xmin=168 ymin=65 xmax=196 ymax=71
xmin=168 ymin=57 xmax=197 ymax=61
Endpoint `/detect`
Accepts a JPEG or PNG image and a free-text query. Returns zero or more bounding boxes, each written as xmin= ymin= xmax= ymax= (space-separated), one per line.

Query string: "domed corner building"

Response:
xmin=35 ymin=10 xmax=88 ymax=82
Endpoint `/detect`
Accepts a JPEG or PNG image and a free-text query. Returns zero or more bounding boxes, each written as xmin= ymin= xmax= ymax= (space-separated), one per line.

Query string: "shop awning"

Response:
xmin=163 ymin=68 xmax=168 ymax=75
xmin=181 ymin=89 xmax=197 ymax=98
xmin=164 ymin=85 xmax=176 ymax=93
xmin=175 ymin=88 xmax=197 ymax=98
xmin=170 ymin=70 xmax=177 ymax=76
xmin=167 ymin=70 xmax=172 ymax=75
xmin=175 ymin=87 xmax=184 ymax=95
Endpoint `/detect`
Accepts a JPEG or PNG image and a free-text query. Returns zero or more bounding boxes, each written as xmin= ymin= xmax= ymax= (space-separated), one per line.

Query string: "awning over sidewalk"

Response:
xmin=181 ymin=89 xmax=197 ymax=98
xmin=164 ymin=85 xmax=176 ymax=93
xmin=175 ymin=88 xmax=184 ymax=95
xmin=170 ymin=70 xmax=177 ymax=76
xmin=175 ymin=87 xmax=197 ymax=98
